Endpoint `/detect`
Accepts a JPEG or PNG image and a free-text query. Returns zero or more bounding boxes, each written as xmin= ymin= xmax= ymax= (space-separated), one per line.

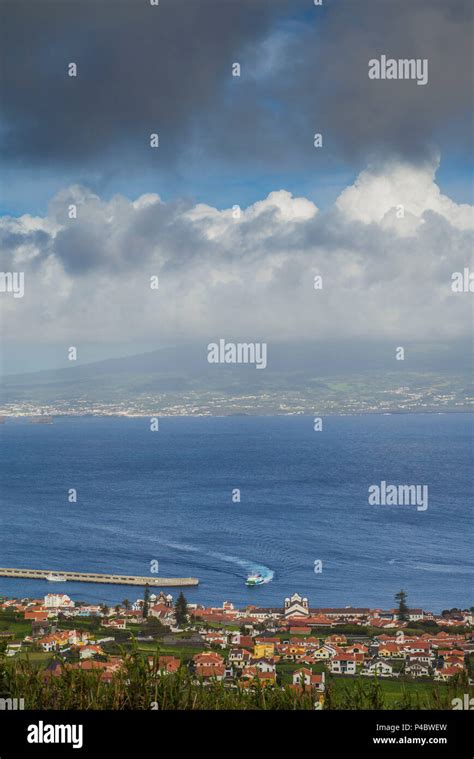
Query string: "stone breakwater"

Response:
xmin=0 ymin=567 xmax=199 ymax=587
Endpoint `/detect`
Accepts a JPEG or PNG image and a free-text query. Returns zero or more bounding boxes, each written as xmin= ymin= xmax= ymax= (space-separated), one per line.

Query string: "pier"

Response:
xmin=0 ymin=567 xmax=199 ymax=588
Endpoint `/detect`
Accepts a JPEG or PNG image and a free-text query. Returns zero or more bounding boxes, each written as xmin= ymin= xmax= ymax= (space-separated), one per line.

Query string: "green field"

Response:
xmin=326 ymin=675 xmax=471 ymax=709
xmin=16 ymin=651 xmax=53 ymax=667
xmin=0 ymin=611 xmax=32 ymax=639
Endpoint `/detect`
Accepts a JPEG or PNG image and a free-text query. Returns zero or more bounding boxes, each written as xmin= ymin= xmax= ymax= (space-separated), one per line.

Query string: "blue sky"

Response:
xmin=0 ymin=154 xmax=472 ymax=219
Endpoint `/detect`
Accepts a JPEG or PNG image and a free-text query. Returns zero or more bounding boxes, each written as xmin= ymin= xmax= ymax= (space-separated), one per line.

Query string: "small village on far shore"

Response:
xmin=1 ymin=589 xmax=473 ymax=709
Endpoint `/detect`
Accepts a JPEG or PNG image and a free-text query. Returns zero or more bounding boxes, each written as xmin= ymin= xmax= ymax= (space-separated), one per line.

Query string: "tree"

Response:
xmin=175 ymin=592 xmax=188 ymax=627
xmin=144 ymin=616 xmax=166 ymax=635
xmin=100 ymin=604 xmax=109 ymax=617
xmin=143 ymin=585 xmax=150 ymax=619
xmin=395 ymin=590 xmax=408 ymax=621
xmin=122 ymin=599 xmax=130 ymax=611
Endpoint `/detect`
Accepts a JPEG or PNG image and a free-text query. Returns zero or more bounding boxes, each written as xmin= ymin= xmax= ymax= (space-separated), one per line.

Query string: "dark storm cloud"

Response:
xmin=300 ymin=0 xmax=474 ymax=163
xmin=200 ymin=0 xmax=473 ymax=167
xmin=0 ymin=0 xmax=292 ymax=165
xmin=0 ymin=0 xmax=472 ymax=170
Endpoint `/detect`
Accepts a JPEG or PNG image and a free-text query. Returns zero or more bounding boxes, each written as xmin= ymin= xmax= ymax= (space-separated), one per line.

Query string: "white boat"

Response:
xmin=46 ymin=573 xmax=67 ymax=582
xmin=245 ymin=572 xmax=264 ymax=587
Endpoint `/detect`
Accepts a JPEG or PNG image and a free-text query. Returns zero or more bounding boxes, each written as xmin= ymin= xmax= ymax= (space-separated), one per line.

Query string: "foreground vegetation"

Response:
xmin=1 ymin=649 xmax=471 ymax=710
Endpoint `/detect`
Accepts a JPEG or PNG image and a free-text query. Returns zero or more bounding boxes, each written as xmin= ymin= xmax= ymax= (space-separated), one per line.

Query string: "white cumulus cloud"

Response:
xmin=0 ymin=160 xmax=472 ymax=355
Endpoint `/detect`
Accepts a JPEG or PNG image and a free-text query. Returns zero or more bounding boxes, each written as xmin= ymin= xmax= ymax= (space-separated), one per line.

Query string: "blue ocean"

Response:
xmin=0 ymin=414 xmax=472 ymax=612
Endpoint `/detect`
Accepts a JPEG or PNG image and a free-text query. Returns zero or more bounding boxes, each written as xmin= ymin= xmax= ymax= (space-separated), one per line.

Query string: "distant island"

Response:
xmin=0 ymin=344 xmax=472 ymax=418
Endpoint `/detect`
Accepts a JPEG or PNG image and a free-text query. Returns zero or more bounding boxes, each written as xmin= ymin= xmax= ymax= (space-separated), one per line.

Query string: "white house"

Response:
xmin=39 ymin=638 xmax=57 ymax=652
xmin=407 ymin=609 xmax=425 ymax=622
xmin=253 ymin=658 xmax=276 ymax=674
xmin=6 ymin=642 xmax=22 ymax=657
xmin=228 ymin=649 xmax=250 ymax=666
xmin=406 ymin=652 xmax=434 ymax=666
xmin=405 ymin=662 xmax=431 ymax=678
xmin=292 ymin=667 xmax=325 ymax=691
xmin=329 ymin=656 xmax=358 ymax=675
xmin=363 ymin=658 xmax=393 ymax=677
xmin=202 ymin=632 xmax=228 ymax=648
xmin=313 ymin=644 xmax=337 ymax=660
xmin=79 ymin=645 xmax=103 ymax=660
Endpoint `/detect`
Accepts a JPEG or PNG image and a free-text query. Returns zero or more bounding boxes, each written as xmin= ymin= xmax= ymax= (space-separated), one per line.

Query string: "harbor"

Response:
xmin=0 ymin=567 xmax=199 ymax=588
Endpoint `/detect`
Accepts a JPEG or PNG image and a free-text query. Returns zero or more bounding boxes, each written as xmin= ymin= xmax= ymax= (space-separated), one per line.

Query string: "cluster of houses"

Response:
xmin=187 ymin=593 xmax=472 ymax=630
xmin=180 ymin=626 xmax=471 ymax=685
xmin=1 ymin=592 xmax=472 ymax=692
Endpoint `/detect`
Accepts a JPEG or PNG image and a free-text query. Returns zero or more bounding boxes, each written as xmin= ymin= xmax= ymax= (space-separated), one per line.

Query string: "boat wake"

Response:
xmin=155 ymin=540 xmax=274 ymax=584
xmin=88 ymin=527 xmax=275 ymax=585
xmin=388 ymin=558 xmax=471 ymax=575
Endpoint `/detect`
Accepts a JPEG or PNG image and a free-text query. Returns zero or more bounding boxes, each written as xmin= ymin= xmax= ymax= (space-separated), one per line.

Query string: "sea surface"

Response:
xmin=0 ymin=414 xmax=472 ymax=613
